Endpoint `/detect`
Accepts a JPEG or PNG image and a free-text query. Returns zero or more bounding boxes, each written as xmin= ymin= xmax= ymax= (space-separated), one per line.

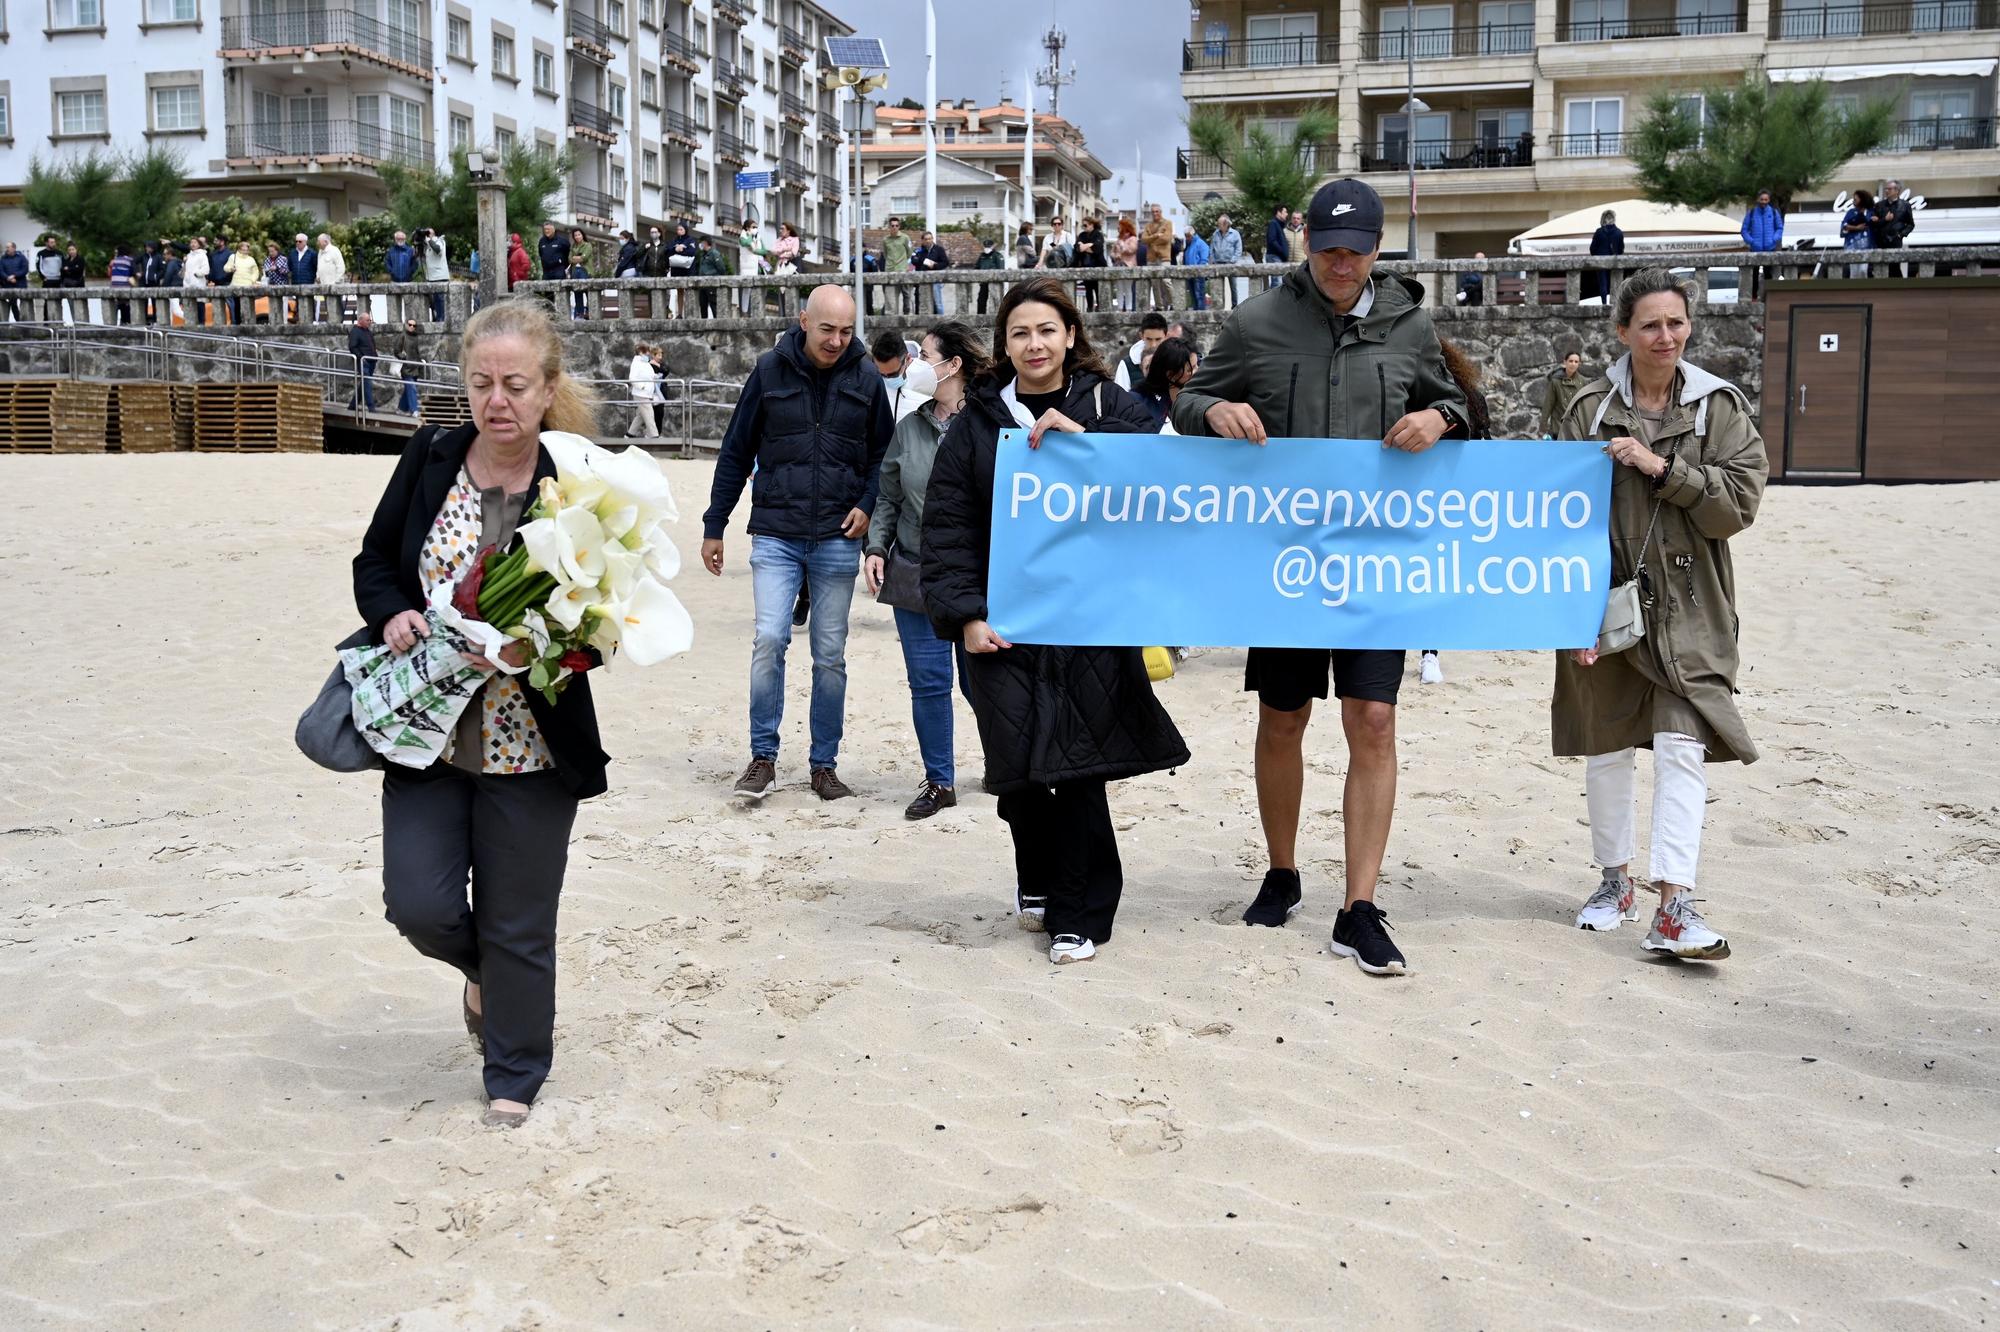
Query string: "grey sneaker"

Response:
xmin=810 ymin=767 xmax=853 ymax=801
xmin=1576 ymin=867 xmax=1640 ymax=931
xmin=733 ymin=757 xmax=777 ymax=800
xmin=1642 ymin=892 xmax=1731 ymax=960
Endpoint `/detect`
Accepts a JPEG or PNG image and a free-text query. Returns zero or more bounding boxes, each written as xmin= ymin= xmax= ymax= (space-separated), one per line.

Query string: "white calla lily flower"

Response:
xmin=537 ymin=431 xmax=599 ymax=476
xmin=520 ymin=608 xmax=552 ymax=656
xmin=600 ymin=545 xmax=643 ymax=601
xmin=597 ymin=501 xmax=639 ymax=542
xmin=554 ymin=506 xmax=609 ymax=585
xmin=641 ymin=534 xmax=683 ymax=581
xmin=518 ymin=517 xmax=564 ymax=576
xmin=547 ymin=577 xmax=598 ymax=632
xmin=617 ymin=578 xmax=694 ymax=666
xmin=584 ymin=605 xmax=621 ymax=655
xmin=594 ymin=445 xmax=677 ymax=519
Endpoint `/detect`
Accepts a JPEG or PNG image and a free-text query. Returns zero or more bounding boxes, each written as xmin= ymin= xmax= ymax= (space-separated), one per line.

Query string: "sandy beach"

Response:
xmin=2 ymin=452 xmax=1997 ymax=1330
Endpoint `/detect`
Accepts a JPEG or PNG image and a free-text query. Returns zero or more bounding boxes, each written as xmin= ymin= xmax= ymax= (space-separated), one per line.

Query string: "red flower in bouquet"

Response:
xmin=559 ymin=650 xmax=595 ymax=675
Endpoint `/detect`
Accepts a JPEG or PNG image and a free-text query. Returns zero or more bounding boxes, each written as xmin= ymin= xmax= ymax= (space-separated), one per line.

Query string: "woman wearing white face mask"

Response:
xmin=864 ymin=321 xmax=989 ymax=820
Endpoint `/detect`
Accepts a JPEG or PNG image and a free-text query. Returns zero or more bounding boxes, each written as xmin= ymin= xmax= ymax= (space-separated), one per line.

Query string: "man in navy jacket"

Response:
xmin=1265 ymin=203 xmax=1291 ymax=287
xmin=288 ymin=233 xmax=318 ymax=323
xmin=701 ymin=284 xmax=894 ymax=804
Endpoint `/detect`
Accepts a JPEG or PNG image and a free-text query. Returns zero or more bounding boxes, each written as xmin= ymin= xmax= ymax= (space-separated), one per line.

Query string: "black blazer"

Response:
xmin=353 ymin=424 xmax=610 ymax=798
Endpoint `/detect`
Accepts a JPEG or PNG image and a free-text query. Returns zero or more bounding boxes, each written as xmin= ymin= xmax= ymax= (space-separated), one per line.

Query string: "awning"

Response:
xmin=1768 ymin=58 xmax=1997 ymax=82
xmin=1511 ymin=198 xmax=1747 ymax=254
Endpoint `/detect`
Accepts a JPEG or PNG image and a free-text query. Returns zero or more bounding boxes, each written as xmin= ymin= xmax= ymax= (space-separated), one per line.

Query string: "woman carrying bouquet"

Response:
xmin=353 ymin=297 xmax=607 ymax=1128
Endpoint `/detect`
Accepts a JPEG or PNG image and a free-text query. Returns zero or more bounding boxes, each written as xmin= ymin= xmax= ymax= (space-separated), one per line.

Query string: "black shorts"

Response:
xmin=1244 ymin=648 xmax=1405 ymax=712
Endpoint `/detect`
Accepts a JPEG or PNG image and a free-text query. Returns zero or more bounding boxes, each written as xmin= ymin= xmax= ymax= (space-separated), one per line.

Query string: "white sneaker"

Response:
xmin=1049 ymin=934 xmax=1096 ymax=964
xmin=1575 ymin=867 xmax=1640 ymax=931
xmin=1642 ymin=891 xmax=1731 ymax=960
xmin=1419 ymin=651 xmax=1444 ymax=685
xmin=1016 ymin=886 xmax=1047 ymax=933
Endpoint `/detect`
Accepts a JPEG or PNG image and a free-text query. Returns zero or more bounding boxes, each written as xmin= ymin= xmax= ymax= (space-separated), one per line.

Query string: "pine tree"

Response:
xmin=24 ymin=148 xmax=186 ymax=273
xmin=378 ymin=143 xmax=575 ymax=264
xmin=1630 ymin=76 xmax=1895 ymax=213
xmin=1185 ymin=105 xmax=1337 ymax=258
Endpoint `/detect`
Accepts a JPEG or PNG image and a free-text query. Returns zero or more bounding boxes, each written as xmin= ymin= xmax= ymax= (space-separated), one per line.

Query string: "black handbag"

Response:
xmin=874 ymin=545 xmax=926 ymax=614
xmin=295 ymin=627 xmax=386 ymax=773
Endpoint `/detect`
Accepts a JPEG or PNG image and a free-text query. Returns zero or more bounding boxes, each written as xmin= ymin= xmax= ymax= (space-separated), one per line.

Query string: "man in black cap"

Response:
xmin=1172 ymin=178 xmax=1468 ymax=978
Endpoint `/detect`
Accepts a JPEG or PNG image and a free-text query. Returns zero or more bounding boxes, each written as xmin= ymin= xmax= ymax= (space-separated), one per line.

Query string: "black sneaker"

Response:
xmin=792 ymin=584 xmax=811 ymax=627
xmin=1330 ymin=900 xmax=1407 ymax=975
xmin=903 ymin=782 xmax=957 ymax=820
xmin=1242 ymin=869 xmax=1303 ymax=927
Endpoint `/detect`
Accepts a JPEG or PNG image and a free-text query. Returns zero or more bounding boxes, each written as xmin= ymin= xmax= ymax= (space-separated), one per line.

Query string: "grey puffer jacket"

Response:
xmin=867 ymin=399 xmax=951 ymax=560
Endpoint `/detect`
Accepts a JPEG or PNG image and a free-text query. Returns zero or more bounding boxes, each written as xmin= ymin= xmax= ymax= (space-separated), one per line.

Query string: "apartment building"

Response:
xmin=0 ymin=0 xmax=853 ymax=261
xmin=859 ymin=100 xmax=1113 ymax=233
xmin=1174 ymin=0 xmax=2000 ymax=257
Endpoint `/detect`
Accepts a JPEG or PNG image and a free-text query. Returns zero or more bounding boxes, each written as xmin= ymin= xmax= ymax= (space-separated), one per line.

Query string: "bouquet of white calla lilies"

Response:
xmin=342 ymin=432 xmax=693 ymax=767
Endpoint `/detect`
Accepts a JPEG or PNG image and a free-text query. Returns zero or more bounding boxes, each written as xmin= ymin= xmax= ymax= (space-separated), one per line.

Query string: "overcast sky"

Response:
xmin=827 ymin=0 xmax=1189 ymax=219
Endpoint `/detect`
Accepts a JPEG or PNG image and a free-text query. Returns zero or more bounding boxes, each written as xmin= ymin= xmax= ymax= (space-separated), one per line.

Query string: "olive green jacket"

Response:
xmin=1543 ymin=369 xmax=1587 ymax=437
xmin=1170 ymin=268 xmax=1468 ymax=441
xmin=867 ymin=399 xmax=949 ymax=560
xmin=1552 ymin=355 xmax=1768 ymax=764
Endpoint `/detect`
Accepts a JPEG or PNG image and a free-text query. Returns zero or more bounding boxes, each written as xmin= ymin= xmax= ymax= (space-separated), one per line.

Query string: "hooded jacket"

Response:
xmin=867 ymin=397 xmax=949 ymax=561
xmin=920 ymin=369 xmax=1190 ymax=794
xmin=384 ymin=241 xmax=418 ymax=282
xmin=1182 ymin=233 xmax=1212 ymax=266
xmin=702 ymin=324 xmax=896 ymax=542
xmin=1553 ymin=354 xmax=1767 ymax=765
xmin=1171 ymin=268 xmax=1468 ymax=441
xmin=506 ymin=235 xmax=531 ymax=287
xmin=615 ymin=237 xmax=642 ymax=275
xmin=1740 ymin=203 xmax=1784 ymax=253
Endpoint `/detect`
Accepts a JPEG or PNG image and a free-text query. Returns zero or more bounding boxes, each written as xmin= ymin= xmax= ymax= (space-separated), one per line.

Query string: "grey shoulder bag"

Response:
xmin=296 ymin=626 xmax=386 ymax=772
xmin=1596 ymin=497 xmax=1664 ymax=656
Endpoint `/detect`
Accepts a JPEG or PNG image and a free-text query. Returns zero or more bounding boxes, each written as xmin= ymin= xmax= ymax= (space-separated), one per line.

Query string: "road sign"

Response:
xmin=734 ymin=171 xmax=775 ymax=190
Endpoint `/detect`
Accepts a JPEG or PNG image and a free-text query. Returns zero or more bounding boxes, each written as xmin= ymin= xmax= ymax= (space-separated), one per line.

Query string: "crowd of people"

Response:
xmin=349 ymin=176 xmax=1766 ymax=1127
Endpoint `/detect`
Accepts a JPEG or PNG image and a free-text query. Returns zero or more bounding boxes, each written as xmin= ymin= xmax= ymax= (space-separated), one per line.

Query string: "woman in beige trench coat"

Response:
xmin=1555 ymin=267 xmax=1768 ymax=962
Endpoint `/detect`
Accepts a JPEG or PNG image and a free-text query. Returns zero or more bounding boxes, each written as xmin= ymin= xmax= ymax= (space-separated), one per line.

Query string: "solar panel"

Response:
xmin=823 ymin=35 xmax=889 ymax=69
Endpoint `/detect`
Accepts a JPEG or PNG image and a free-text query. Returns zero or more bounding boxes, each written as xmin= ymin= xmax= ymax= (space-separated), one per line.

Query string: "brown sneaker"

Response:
xmin=733 ymin=757 xmax=777 ymax=800
xmin=810 ymin=767 xmax=853 ymax=801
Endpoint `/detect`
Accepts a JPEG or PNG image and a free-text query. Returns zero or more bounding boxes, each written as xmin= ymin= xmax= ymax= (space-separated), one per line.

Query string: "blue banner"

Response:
xmin=986 ymin=433 xmax=1612 ymax=651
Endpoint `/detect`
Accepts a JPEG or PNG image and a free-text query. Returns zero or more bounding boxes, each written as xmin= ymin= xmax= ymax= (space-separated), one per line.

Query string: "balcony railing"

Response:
xmin=714 ymin=59 xmax=750 ymax=99
xmin=779 ymin=25 xmax=810 ymax=62
xmin=780 ymin=92 xmax=814 ymax=123
xmin=715 ymin=130 xmax=750 ymax=162
xmin=665 ymin=185 xmax=700 ymax=215
xmin=715 ymin=0 xmax=751 ymax=24
xmin=818 ymin=172 xmax=843 ymax=200
xmin=662 ymin=30 xmax=704 ymax=66
xmin=1770 ymin=0 xmax=1998 ymax=37
xmin=1360 ymin=23 xmax=1534 ymax=58
xmin=568 ymin=100 xmax=618 ymax=136
xmin=1550 ymin=130 xmax=1632 ymax=157
xmin=819 ymin=235 xmax=842 ymax=259
xmin=219 ymin=9 xmax=431 ymax=68
xmin=1868 ymin=115 xmax=1998 ymax=152
xmin=715 ymin=201 xmax=742 ymax=228
xmin=571 ymin=185 xmax=618 ymax=220
xmin=226 ymin=120 xmax=432 ymax=167
xmin=818 ymin=110 xmax=842 ymax=139
xmin=1560 ymin=12 xmax=1744 ymax=40
xmin=1182 ymin=35 xmax=1338 ymax=69
xmin=566 ymin=9 xmax=615 ymax=50
xmin=663 ymin=109 xmax=701 ymax=143
xmin=1357 ymin=136 xmax=1535 ymax=170
xmin=1177 ymin=141 xmax=1336 ymax=179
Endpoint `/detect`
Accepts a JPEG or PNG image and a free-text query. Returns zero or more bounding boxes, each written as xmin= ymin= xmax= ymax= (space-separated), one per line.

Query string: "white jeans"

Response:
xmin=630 ymin=401 xmax=658 ymax=438
xmin=1585 ymin=733 xmax=1707 ymax=888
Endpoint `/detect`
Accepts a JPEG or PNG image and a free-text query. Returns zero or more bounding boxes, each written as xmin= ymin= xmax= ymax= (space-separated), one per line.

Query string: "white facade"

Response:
xmin=0 ymin=0 xmax=853 ymax=267
xmin=864 ymin=156 xmax=1023 ymax=236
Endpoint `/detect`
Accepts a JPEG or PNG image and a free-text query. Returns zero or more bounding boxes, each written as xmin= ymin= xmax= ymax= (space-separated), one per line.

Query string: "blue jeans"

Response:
xmin=749 ymin=535 xmax=860 ymax=769
xmin=1188 ymin=278 xmax=1207 ymax=310
xmin=929 ymin=283 xmax=943 ymax=315
xmin=399 ymin=378 xmax=419 ymax=414
xmin=893 ymin=605 xmax=955 ymax=788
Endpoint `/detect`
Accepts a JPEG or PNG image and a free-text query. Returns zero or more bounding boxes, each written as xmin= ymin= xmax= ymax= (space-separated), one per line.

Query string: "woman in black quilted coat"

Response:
xmin=921 ymin=277 xmax=1190 ymax=966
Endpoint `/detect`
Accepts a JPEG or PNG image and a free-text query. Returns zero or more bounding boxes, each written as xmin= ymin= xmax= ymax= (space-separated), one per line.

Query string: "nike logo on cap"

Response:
xmin=1327 ymin=204 xmax=1356 ymax=217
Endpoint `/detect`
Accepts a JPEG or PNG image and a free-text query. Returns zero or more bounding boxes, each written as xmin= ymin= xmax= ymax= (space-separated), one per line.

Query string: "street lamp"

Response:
xmin=1405 ymin=0 xmax=1421 ymax=261
xmin=822 ymin=36 xmax=890 ymax=337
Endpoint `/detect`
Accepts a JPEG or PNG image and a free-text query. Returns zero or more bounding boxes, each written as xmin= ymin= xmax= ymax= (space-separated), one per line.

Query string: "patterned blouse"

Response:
xmin=419 ymin=468 xmax=554 ymax=775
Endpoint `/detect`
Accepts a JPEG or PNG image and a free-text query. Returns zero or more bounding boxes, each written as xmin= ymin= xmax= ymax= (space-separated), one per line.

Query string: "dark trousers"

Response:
xmin=699 ymin=287 xmax=717 ymax=318
xmin=997 ymin=779 xmax=1123 ymax=943
xmin=381 ymin=767 xmax=579 ymax=1104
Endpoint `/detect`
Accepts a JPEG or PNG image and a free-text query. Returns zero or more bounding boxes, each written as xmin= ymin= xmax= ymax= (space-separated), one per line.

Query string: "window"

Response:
xmin=607 ymin=0 xmax=625 ymax=33
xmin=764 ymin=123 xmax=776 ymax=154
xmin=53 ymin=0 xmax=103 ymax=28
xmin=147 ymin=0 xmax=198 ymax=22
xmin=448 ymin=15 xmax=471 ymax=59
xmin=534 ymin=50 xmax=555 ymax=92
xmin=495 ymin=125 xmax=516 ymax=153
xmin=743 ymin=112 xmax=755 ymax=141
xmin=949 ymin=195 xmax=979 ymax=212
xmin=1674 ymin=0 xmax=1736 ymax=34
xmin=450 ymin=113 xmax=471 ymax=150
xmin=536 ymin=138 xmax=554 ymax=162
xmin=1476 ymin=0 xmax=1533 ymax=52
xmin=860 ymin=192 xmax=873 ymax=224
xmin=493 ymin=31 xmax=515 ymax=77
xmin=763 ymin=58 xmax=776 ymax=89
xmin=389 ymin=94 xmax=423 ymax=149
xmin=696 ymin=166 xmax=710 ymax=199
xmin=1568 ymin=0 xmax=1628 ymax=39
xmin=763 ymin=0 xmax=774 ymax=18
xmin=609 ymin=83 xmax=626 ymax=120
xmin=1670 ymin=94 xmax=1719 ymax=145
xmin=942 ymin=125 xmax=956 ymax=142
xmin=639 ymin=0 xmax=655 ymax=24
xmin=1245 ymin=12 xmax=1318 ymax=66
xmin=56 ymin=90 xmax=107 ymax=135
xmin=1377 ymin=4 xmax=1453 ymax=59
xmin=640 ymin=70 xmax=658 ymax=106
xmin=891 ymin=194 xmax=919 ymax=214
xmin=1562 ymin=97 xmax=1623 ymax=154
xmin=0 ymin=96 xmax=10 ymax=140
xmin=642 ymin=149 xmax=660 ymax=183
xmin=694 ymin=18 xmax=708 ymax=52
xmin=1908 ymin=88 xmax=1979 ymax=147
xmin=1378 ymin=110 xmax=1450 ymax=164
xmin=611 ymin=161 xmax=627 ymax=195
xmin=151 ymin=85 xmax=201 ymax=132
xmin=1475 ymin=107 xmax=1533 ymax=147
xmin=695 ymin=96 xmax=708 ymax=129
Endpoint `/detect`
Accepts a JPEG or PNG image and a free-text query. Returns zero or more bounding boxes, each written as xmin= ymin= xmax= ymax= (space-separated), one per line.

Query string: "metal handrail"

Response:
xmin=1770 ymin=0 xmax=1997 ymax=38
xmin=1550 ymin=131 xmax=1633 ymax=157
xmin=218 ymin=8 xmax=432 ymax=67
xmin=1182 ymin=35 xmax=1340 ymax=69
xmin=1359 ymin=22 xmax=1536 ymax=58
xmin=1560 ymin=12 xmax=1745 ymax=39
xmin=1870 ymin=115 xmax=1998 ymax=152
xmin=226 ymin=120 xmax=433 ymax=167
xmin=1356 ymin=137 xmax=1535 ymax=170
